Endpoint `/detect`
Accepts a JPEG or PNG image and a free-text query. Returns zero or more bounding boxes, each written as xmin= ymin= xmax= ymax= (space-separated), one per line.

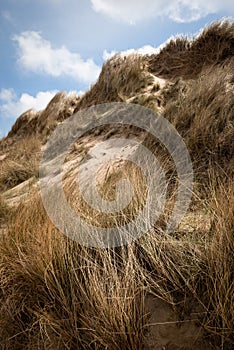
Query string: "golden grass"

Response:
xmin=0 ymin=164 xmax=233 ymax=349
xmin=0 ymin=195 xmax=9 ymax=225
xmin=202 ymin=178 xmax=234 ymax=345
xmin=148 ymin=19 xmax=234 ymax=79
xmin=0 ymin=194 xmax=146 ymax=349
xmin=0 ymin=136 xmax=41 ymax=191
xmin=0 ymin=19 xmax=233 ymax=349
xmin=74 ymin=54 xmax=153 ymax=112
xmin=162 ymin=61 xmax=234 ymax=187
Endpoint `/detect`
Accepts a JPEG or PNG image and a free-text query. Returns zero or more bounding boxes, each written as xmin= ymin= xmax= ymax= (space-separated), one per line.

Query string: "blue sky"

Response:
xmin=0 ymin=0 xmax=233 ymax=137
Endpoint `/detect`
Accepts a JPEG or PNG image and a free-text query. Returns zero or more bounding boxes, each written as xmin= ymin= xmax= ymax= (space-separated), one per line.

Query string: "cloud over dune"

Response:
xmin=14 ymin=31 xmax=101 ymax=84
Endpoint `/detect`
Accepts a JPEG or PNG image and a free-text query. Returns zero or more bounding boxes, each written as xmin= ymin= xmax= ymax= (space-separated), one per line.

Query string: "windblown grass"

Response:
xmin=0 ymin=163 xmax=233 ymax=349
xmin=202 ymin=177 xmax=234 ymax=345
xmin=0 ymin=136 xmax=41 ymax=191
xmin=0 ymin=19 xmax=233 ymax=350
xmin=0 ymin=195 xmax=9 ymax=225
xmin=74 ymin=54 xmax=153 ymax=111
xmin=0 ymin=194 xmax=146 ymax=349
xmin=148 ymin=19 xmax=234 ymax=79
xmin=162 ymin=61 xmax=234 ymax=187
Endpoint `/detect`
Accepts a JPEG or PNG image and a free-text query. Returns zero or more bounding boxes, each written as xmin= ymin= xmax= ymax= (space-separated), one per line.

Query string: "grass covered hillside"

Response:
xmin=0 ymin=20 xmax=233 ymax=350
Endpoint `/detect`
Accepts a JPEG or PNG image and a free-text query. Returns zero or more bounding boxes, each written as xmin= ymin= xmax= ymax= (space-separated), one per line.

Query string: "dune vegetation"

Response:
xmin=0 ymin=20 xmax=233 ymax=349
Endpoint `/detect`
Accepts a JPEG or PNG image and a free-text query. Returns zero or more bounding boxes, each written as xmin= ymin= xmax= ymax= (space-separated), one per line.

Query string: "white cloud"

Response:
xmin=102 ymin=50 xmax=117 ymax=61
xmin=13 ymin=31 xmax=101 ymax=84
xmin=103 ymin=45 xmax=161 ymax=61
xmin=67 ymin=90 xmax=84 ymax=98
xmin=91 ymin=0 xmax=233 ymax=23
xmin=0 ymin=88 xmax=58 ymax=119
xmin=0 ymin=89 xmax=15 ymax=102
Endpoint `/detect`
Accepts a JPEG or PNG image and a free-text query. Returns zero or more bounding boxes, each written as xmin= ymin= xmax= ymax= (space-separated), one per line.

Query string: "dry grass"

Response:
xmin=202 ymin=177 xmax=234 ymax=345
xmin=74 ymin=54 xmax=153 ymax=112
xmin=0 ymin=195 xmax=9 ymax=225
xmin=0 ymin=159 xmax=38 ymax=191
xmin=5 ymin=92 xmax=80 ymax=141
xmin=138 ymin=177 xmax=234 ymax=348
xmin=0 ymin=135 xmax=41 ymax=191
xmin=0 ymin=19 xmax=233 ymax=350
xmin=0 ymin=194 xmax=146 ymax=349
xmin=0 ymin=158 xmax=233 ymax=349
xmin=162 ymin=61 xmax=234 ymax=186
xmin=148 ymin=19 xmax=234 ymax=79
